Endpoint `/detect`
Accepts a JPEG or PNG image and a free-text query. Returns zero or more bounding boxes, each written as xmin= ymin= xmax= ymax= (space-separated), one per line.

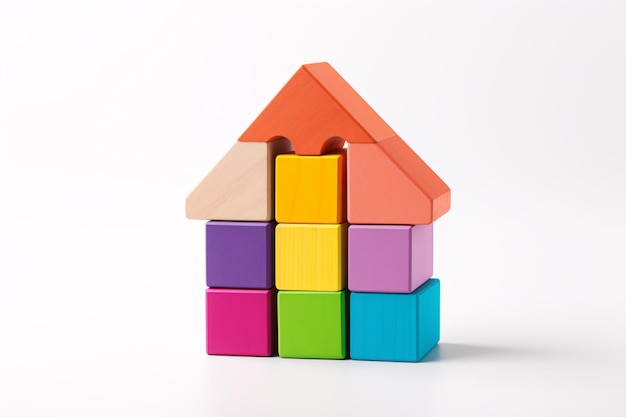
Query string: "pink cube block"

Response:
xmin=206 ymin=288 xmax=276 ymax=356
xmin=348 ymin=224 xmax=433 ymax=293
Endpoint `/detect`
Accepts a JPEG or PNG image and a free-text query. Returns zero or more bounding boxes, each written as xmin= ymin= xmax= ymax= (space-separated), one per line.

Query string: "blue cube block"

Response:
xmin=350 ymin=278 xmax=440 ymax=362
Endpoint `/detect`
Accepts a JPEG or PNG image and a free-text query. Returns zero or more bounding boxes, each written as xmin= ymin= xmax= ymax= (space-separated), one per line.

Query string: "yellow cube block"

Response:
xmin=275 ymin=153 xmax=346 ymax=224
xmin=275 ymin=223 xmax=347 ymax=291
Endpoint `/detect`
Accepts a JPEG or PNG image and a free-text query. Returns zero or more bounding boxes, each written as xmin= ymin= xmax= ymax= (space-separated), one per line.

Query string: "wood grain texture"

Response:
xmin=347 ymin=224 xmax=433 ymax=293
xmin=350 ymin=279 xmax=440 ymax=362
xmin=206 ymin=288 xmax=276 ymax=357
xmin=275 ymin=223 xmax=347 ymax=291
xmin=275 ymin=152 xmax=346 ymax=224
xmin=277 ymin=291 xmax=346 ymax=359
xmin=347 ymin=139 xmax=451 ymax=225
xmin=205 ymin=221 xmax=274 ymax=289
xmin=186 ymin=139 xmax=292 ymax=220
xmin=378 ymin=136 xmax=451 ymax=221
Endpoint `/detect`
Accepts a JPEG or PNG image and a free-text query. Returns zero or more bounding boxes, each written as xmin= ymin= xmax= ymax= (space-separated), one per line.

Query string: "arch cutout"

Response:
xmin=189 ymin=63 xmax=451 ymax=225
xmin=238 ymin=63 xmax=395 ymax=155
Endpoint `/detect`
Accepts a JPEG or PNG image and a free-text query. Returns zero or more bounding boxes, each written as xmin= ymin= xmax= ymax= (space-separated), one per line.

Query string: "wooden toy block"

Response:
xmin=206 ymin=221 xmax=273 ymax=289
xmin=277 ymin=291 xmax=347 ymax=359
xmin=238 ymin=62 xmax=396 ymax=156
xmin=206 ymin=288 xmax=276 ymax=356
xmin=350 ymin=279 xmax=440 ymax=362
xmin=347 ymin=136 xmax=451 ymax=225
xmin=348 ymin=224 xmax=433 ymax=293
xmin=275 ymin=223 xmax=347 ymax=291
xmin=186 ymin=139 xmax=292 ymax=221
xmin=275 ymin=152 xmax=346 ymax=224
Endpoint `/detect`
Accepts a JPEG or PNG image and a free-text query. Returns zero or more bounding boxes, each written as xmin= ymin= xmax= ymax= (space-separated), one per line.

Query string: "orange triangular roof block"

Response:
xmin=239 ymin=63 xmax=397 ymax=155
xmin=348 ymin=136 xmax=450 ymax=225
xmin=239 ymin=62 xmax=449 ymax=224
xmin=187 ymin=62 xmax=450 ymax=224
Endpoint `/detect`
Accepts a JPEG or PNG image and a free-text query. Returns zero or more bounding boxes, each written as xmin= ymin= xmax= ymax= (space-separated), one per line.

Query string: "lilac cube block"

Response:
xmin=348 ymin=224 xmax=433 ymax=293
xmin=206 ymin=221 xmax=273 ymax=289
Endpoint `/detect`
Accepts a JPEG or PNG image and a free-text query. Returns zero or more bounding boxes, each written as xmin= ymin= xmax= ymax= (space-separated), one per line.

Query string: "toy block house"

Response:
xmin=186 ymin=63 xmax=450 ymax=362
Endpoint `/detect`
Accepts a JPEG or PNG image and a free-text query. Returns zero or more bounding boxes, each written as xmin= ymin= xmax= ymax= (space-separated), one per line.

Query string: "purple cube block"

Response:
xmin=206 ymin=221 xmax=274 ymax=289
xmin=348 ymin=224 xmax=433 ymax=293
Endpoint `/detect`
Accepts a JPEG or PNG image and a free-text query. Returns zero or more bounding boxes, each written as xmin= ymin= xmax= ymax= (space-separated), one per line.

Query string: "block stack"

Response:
xmin=204 ymin=220 xmax=275 ymax=357
xmin=275 ymin=151 xmax=348 ymax=359
xmin=187 ymin=62 xmax=451 ymax=362
xmin=347 ymin=222 xmax=440 ymax=362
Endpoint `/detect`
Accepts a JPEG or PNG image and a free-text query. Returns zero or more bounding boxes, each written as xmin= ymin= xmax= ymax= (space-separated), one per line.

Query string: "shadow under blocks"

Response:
xmin=186 ymin=62 xmax=451 ymax=362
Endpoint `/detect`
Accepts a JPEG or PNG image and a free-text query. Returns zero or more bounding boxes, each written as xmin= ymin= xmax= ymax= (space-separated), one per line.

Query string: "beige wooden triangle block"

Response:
xmin=186 ymin=139 xmax=293 ymax=221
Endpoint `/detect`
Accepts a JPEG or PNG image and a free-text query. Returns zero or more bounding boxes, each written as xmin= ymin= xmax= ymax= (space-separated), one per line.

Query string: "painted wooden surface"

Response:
xmin=350 ymin=279 xmax=440 ymax=362
xmin=275 ymin=223 xmax=347 ymax=291
xmin=275 ymin=152 xmax=346 ymax=224
xmin=186 ymin=139 xmax=292 ymax=221
xmin=205 ymin=221 xmax=274 ymax=289
xmin=347 ymin=138 xmax=450 ymax=225
xmin=206 ymin=288 xmax=276 ymax=357
xmin=378 ymin=136 xmax=451 ymax=220
xmin=348 ymin=224 xmax=433 ymax=293
xmin=238 ymin=62 xmax=396 ymax=155
xmin=278 ymin=291 xmax=346 ymax=359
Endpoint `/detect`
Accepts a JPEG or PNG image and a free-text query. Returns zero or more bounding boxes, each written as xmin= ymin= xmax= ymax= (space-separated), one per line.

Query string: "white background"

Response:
xmin=1 ymin=1 xmax=625 ymax=416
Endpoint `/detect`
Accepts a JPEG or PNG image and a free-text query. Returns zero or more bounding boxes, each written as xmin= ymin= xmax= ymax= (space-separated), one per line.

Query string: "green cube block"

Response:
xmin=277 ymin=291 xmax=347 ymax=359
